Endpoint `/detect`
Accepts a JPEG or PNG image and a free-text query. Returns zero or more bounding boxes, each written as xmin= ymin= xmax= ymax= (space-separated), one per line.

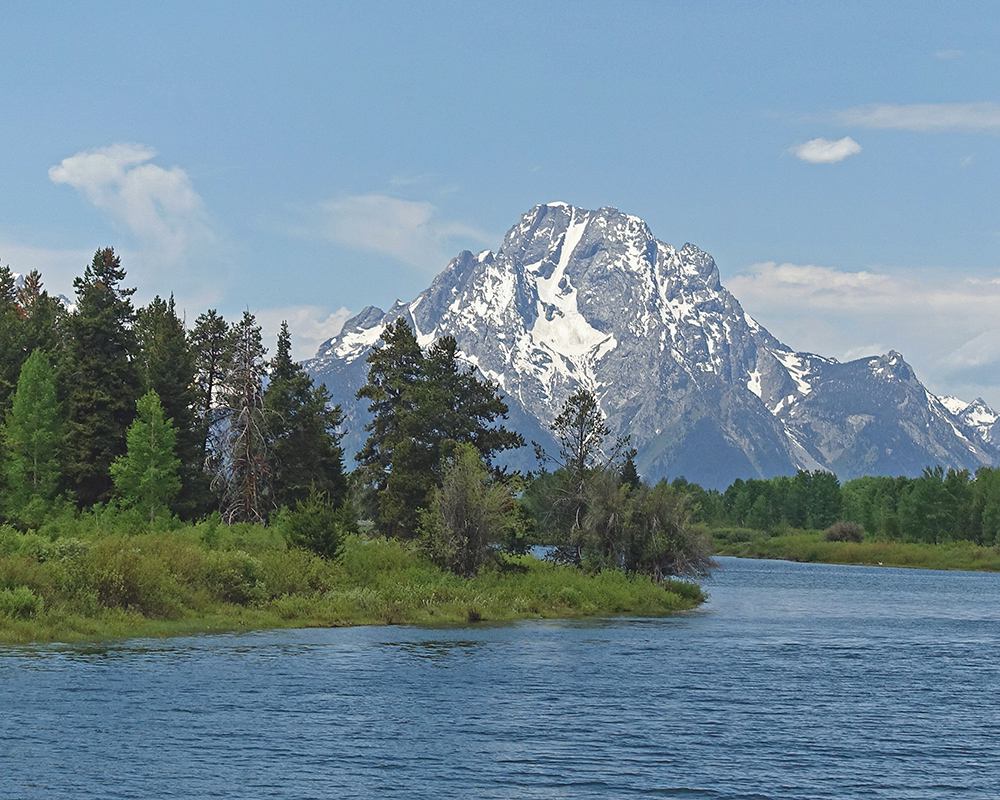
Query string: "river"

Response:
xmin=2 ymin=557 xmax=999 ymax=799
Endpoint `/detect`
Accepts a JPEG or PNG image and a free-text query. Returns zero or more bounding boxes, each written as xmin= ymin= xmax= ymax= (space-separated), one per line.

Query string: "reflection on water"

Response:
xmin=2 ymin=557 xmax=1000 ymax=799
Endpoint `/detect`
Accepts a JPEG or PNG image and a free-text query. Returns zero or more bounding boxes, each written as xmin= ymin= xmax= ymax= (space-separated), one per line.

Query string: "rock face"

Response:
xmin=306 ymin=203 xmax=999 ymax=488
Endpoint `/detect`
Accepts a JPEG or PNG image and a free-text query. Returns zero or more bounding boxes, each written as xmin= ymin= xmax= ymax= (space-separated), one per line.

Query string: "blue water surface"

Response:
xmin=2 ymin=557 xmax=999 ymax=799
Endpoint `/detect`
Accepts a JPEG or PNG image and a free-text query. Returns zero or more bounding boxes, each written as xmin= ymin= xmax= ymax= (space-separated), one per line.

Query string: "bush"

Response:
xmin=825 ymin=520 xmax=864 ymax=543
xmin=205 ymin=550 xmax=267 ymax=605
xmin=0 ymin=586 xmax=43 ymax=619
xmin=282 ymin=490 xmax=357 ymax=559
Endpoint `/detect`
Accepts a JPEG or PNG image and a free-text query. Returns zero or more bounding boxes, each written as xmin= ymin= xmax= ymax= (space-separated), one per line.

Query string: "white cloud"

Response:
xmin=256 ymin=305 xmax=353 ymax=361
xmin=790 ymin=137 xmax=862 ymax=164
xmin=728 ymin=262 xmax=1000 ymax=406
xmin=49 ymin=143 xmax=216 ymax=265
xmin=834 ymin=102 xmax=1000 ymax=132
xmin=934 ymin=49 xmax=965 ymax=60
xmin=303 ymin=194 xmax=495 ymax=272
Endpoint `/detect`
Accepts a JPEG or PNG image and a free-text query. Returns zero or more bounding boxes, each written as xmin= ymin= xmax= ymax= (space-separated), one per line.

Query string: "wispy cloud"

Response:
xmin=729 ymin=262 xmax=1000 ymax=404
xmin=299 ymin=194 xmax=495 ymax=272
xmin=834 ymin=102 xmax=1000 ymax=132
xmin=49 ymin=144 xmax=215 ymax=263
xmin=48 ymin=143 xmax=230 ymax=307
xmin=934 ymin=49 xmax=965 ymax=60
xmin=790 ymin=136 xmax=862 ymax=164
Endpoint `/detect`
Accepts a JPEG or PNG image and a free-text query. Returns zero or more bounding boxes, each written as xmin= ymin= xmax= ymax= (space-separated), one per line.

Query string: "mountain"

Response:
xmin=306 ymin=202 xmax=999 ymax=488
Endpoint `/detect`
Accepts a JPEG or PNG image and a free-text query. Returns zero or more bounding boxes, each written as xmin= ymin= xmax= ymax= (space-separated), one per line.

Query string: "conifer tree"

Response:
xmin=356 ymin=320 xmax=522 ymax=538
xmin=62 ymin=248 xmax=142 ymax=506
xmin=13 ymin=270 xmax=63 ymax=360
xmin=136 ymin=295 xmax=206 ymax=515
xmin=0 ymin=264 xmax=26 ymax=418
xmin=264 ymin=322 xmax=347 ymax=510
xmin=111 ymin=390 xmax=181 ymax=524
xmin=189 ymin=309 xmax=232 ymax=466
xmin=2 ymin=350 xmax=64 ymax=525
xmin=214 ymin=311 xmax=269 ymax=524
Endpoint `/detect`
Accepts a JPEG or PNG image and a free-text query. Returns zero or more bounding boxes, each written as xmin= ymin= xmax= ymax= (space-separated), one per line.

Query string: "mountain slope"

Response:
xmin=307 ymin=203 xmax=998 ymax=487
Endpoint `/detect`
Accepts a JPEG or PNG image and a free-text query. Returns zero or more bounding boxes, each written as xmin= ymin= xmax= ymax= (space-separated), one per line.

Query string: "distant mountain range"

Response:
xmin=306 ymin=203 xmax=1000 ymax=488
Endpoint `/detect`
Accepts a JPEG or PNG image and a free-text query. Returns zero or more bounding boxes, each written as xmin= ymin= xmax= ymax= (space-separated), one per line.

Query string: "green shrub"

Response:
xmin=205 ymin=550 xmax=267 ymax=605
xmin=0 ymin=586 xmax=43 ymax=618
xmin=281 ymin=491 xmax=357 ymax=559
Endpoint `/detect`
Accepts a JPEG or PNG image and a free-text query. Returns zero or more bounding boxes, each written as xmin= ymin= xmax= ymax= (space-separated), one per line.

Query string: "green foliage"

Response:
xmin=419 ymin=443 xmax=526 ymax=576
xmin=136 ymin=295 xmax=208 ymax=517
xmin=62 ymin=247 xmax=142 ymax=506
xmin=0 ymin=264 xmax=27 ymax=420
xmin=281 ymin=489 xmax=357 ymax=560
xmin=356 ymin=320 xmax=522 ymax=538
xmin=0 ymin=586 xmax=43 ymax=619
xmin=111 ymin=391 xmax=182 ymax=524
xmin=0 ymin=520 xmax=704 ymax=643
xmin=3 ymin=350 xmax=65 ymax=525
xmin=265 ymin=322 xmax=348 ymax=510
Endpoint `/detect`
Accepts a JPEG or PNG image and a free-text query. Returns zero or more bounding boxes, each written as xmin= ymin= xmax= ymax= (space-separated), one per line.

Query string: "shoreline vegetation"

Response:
xmin=713 ymin=528 xmax=1000 ymax=572
xmin=0 ymin=519 xmax=704 ymax=645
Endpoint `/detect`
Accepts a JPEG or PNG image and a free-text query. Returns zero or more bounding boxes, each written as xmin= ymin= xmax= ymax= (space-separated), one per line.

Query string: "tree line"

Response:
xmin=0 ymin=248 xmax=712 ymax=582
xmin=670 ymin=464 xmax=1000 ymax=547
xmin=0 ymin=248 xmax=348 ymax=532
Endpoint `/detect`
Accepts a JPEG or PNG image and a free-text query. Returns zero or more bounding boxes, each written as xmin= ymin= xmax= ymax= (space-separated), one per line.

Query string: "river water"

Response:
xmin=2 ymin=557 xmax=999 ymax=799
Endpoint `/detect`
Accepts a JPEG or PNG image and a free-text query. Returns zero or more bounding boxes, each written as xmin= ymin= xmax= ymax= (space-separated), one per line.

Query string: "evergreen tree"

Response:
xmin=189 ymin=309 xmax=232 ymax=467
xmin=62 ymin=248 xmax=142 ymax=506
xmin=0 ymin=264 xmax=26 ymax=418
xmin=213 ymin=311 xmax=269 ymax=524
xmin=14 ymin=270 xmax=63 ymax=359
xmin=356 ymin=320 xmax=522 ymax=538
xmin=111 ymin=390 xmax=181 ymax=523
xmin=2 ymin=350 xmax=64 ymax=525
xmin=136 ymin=295 xmax=207 ymax=516
xmin=355 ymin=318 xmax=425 ymax=537
xmin=265 ymin=322 xmax=348 ymax=509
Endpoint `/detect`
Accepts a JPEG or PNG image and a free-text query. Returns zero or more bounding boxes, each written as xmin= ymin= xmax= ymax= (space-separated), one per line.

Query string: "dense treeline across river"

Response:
xmin=673 ymin=465 xmax=1000 ymax=547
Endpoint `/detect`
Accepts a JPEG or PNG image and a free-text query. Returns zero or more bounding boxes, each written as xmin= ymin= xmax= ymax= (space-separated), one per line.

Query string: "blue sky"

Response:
xmin=3 ymin=1 xmax=1000 ymax=406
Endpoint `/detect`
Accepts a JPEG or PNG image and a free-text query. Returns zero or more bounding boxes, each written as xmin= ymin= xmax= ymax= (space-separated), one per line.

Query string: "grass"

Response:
xmin=0 ymin=516 xmax=705 ymax=644
xmin=712 ymin=526 xmax=1000 ymax=572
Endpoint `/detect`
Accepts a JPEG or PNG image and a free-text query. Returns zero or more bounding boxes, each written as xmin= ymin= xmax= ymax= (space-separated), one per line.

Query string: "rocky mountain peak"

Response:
xmin=307 ymin=203 xmax=999 ymax=488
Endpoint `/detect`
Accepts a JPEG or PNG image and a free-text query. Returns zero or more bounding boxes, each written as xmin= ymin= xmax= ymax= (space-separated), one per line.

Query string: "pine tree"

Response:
xmin=355 ymin=318 xmax=424 ymax=536
xmin=111 ymin=390 xmax=181 ymax=524
xmin=0 ymin=264 xmax=25 ymax=418
xmin=136 ymin=295 xmax=207 ymax=516
xmin=213 ymin=311 xmax=270 ymax=524
xmin=356 ymin=320 xmax=523 ymax=538
xmin=189 ymin=309 xmax=232 ymax=467
xmin=264 ymin=322 xmax=347 ymax=510
xmin=14 ymin=270 xmax=63 ymax=359
xmin=2 ymin=350 xmax=64 ymax=525
xmin=62 ymin=248 xmax=142 ymax=506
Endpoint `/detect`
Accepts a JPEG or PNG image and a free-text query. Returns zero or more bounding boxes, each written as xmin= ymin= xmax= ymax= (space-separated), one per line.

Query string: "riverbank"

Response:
xmin=713 ymin=528 xmax=1000 ymax=571
xmin=0 ymin=524 xmax=704 ymax=644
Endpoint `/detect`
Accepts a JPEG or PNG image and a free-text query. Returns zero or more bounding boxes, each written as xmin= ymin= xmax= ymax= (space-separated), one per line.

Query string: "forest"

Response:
xmin=0 ymin=249 xmax=710 ymax=640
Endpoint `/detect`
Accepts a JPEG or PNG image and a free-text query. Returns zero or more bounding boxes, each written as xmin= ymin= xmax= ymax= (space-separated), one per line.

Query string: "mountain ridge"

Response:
xmin=307 ymin=202 xmax=999 ymax=488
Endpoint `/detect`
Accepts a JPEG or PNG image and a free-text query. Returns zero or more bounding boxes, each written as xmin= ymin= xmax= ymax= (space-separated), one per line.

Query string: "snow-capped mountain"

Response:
xmin=307 ymin=203 xmax=1000 ymax=487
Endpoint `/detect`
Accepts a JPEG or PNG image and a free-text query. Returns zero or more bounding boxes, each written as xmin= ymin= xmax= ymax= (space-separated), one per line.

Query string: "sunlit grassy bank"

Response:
xmin=713 ymin=528 xmax=1000 ymax=572
xmin=0 ymin=517 xmax=704 ymax=644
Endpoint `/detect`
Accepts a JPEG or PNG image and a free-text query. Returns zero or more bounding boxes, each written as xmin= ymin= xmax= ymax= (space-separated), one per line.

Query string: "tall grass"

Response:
xmin=0 ymin=512 xmax=704 ymax=643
